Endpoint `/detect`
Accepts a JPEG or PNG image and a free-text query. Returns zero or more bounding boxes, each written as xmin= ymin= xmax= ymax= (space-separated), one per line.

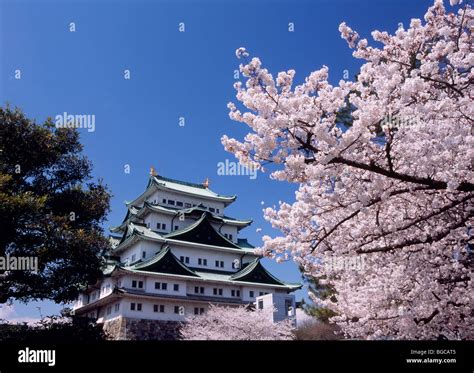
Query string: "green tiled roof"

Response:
xmin=111 ymin=202 xmax=252 ymax=234
xmin=124 ymin=175 xmax=237 ymax=211
xmin=152 ymin=175 xmax=236 ymax=203
xmin=110 ymin=205 xmax=142 ymax=233
xmin=164 ymin=213 xmax=243 ymax=249
xmin=237 ymin=238 xmax=255 ymax=249
xmin=131 ymin=246 xmax=199 ymax=277
xmin=142 ymin=202 xmax=252 ymax=228
xmin=230 ymin=258 xmax=301 ymax=289
xmin=107 ymin=248 xmax=300 ymax=290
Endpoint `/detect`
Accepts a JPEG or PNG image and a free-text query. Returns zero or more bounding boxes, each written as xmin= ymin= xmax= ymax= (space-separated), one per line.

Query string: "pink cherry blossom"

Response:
xmin=180 ymin=305 xmax=294 ymax=340
xmin=222 ymin=1 xmax=473 ymax=339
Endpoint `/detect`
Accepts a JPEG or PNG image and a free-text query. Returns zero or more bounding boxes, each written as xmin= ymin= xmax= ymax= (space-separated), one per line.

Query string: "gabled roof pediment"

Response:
xmin=164 ymin=213 xmax=243 ymax=249
xmin=231 ymin=259 xmax=301 ymax=289
xmin=131 ymin=246 xmax=199 ymax=277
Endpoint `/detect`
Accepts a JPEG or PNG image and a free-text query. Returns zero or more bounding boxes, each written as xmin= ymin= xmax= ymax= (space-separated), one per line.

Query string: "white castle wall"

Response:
xmin=74 ymin=176 xmax=298 ymax=331
xmin=148 ymin=190 xmax=225 ymax=216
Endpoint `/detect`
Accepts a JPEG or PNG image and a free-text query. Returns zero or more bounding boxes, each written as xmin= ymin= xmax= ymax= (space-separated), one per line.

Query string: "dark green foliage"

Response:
xmin=0 ymin=105 xmax=111 ymax=303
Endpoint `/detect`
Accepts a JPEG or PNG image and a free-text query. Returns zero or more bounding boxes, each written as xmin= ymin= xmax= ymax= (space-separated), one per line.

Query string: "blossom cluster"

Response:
xmin=222 ymin=1 xmax=473 ymax=339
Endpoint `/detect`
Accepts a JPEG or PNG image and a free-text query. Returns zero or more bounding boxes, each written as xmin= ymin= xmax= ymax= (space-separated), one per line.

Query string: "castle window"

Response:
xmin=195 ymin=286 xmax=204 ymax=294
xmin=106 ymin=306 xmax=111 ymax=315
xmin=142 ymin=251 xmax=146 ymax=259
xmin=155 ymin=282 xmax=167 ymax=290
xmin=185 ymin=203 xmax=191 ymax=208
xmin=173 ymin=284 xmax=179 ymax=291
xmin=198 ymin=258 xmax=207 ymax=266
xmin=132 ymin=280 xmax=143 ymax=289
xmin=168 ymin=200 xmax=175 ymax=205
xmin=209 ymin=207 xmax=215 ymax=213
xmin=130 ymin=303 xmax=136 ymax=311
xmin=229 ymin=234 xmax=233 ymax=241
xmin=131 ymin=254 xmax=136 ymax=262
xmin=176 ymin=201 xmax=183 ymax=207
xmin=161 ymin=223 xmax=166 ymax=230
xmin=216 ymin=209 xmax=220 ymax=213
xmin=162 ymin=199 xmax=166 ymax=204
xmin=194 ymin=307 xmax=205 ymax=315
xmin=114 ymin=303 xmax=120 ymax=312
xmin=174 ymin=225 xmax=179 ymax=230
xmin=174 ymin=306 xmax=180 ymax=314
xmin=249 ymin=291 xmax=254 ymax=298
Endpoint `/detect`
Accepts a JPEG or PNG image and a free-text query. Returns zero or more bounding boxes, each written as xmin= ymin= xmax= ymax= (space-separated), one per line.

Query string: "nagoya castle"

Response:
xmin=73 ymin=168 xmax=300 ymax=340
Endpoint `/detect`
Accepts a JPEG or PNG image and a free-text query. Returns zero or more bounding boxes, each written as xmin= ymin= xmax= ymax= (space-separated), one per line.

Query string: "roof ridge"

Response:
xmin=230 ymin=258 xmax=260 ymax=279
xmin=230 ymin=259 xmax=301 ymax=289
xmin=154 ymin=175 xmax=206 ymax=189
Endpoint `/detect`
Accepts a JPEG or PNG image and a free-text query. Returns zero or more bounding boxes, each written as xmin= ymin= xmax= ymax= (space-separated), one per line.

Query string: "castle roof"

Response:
xmin=111 ymin=214 xmax=257 ymax=255
xmin=126 ymin=175 xmax=236 ymax=209
xmin=106 ymin=246 xmax=300 ymax=291
xmin=111 ymin=202 xmax=252 ymax=234
xmin=164 ymin=212 xmax=242 ymax=249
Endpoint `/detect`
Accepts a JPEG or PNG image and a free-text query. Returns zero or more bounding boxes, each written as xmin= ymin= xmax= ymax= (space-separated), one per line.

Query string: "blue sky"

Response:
xmin=0 ymin=0 xmax=437 ymax=320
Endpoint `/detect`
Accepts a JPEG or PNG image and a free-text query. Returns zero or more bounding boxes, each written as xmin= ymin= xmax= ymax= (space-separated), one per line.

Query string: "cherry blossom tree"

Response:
xmin=222 ymin=0 xmax=473 ymax=339
xmin=180 ymin=305 xmax=295 ymax=340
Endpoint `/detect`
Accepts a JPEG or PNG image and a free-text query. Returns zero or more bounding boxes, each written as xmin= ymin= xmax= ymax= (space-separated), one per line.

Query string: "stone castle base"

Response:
xmin=103 ymin=317 xmax=182 ymax=340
